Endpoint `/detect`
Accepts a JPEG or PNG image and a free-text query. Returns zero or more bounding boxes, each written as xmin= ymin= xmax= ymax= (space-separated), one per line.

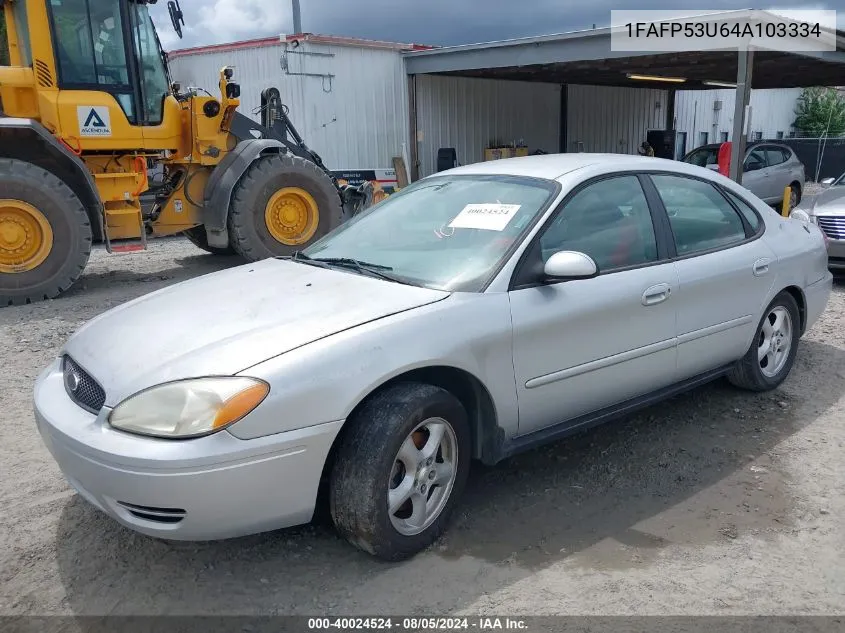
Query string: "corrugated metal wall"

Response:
xmin=674 ymin=88 xmax=802 ymax=153
xmin=168 ymin=42 xmax=409 ymax=171
xmin=413 ymin=79 xmax=673 ymax=177
xmin=566 ymin=85 xmax=668 ymax=154
xmin=414 ymin=75 xmax=561 ymax=177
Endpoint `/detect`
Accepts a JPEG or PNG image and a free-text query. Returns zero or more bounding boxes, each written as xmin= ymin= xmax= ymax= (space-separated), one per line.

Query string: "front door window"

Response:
xmin=49 ymin=0 xmax=135 ymax=121
xmin=132 ymin=3 xmax=170 ymax=125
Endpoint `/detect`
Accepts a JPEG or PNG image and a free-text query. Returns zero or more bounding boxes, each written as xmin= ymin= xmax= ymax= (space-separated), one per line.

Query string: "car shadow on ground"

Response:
xmin=53 ymin=338 xmax=845 ymax=615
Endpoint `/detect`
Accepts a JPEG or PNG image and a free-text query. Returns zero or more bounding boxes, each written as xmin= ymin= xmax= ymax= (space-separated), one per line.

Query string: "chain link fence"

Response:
xmin=774 ymin=136 xmax=845 ymax=182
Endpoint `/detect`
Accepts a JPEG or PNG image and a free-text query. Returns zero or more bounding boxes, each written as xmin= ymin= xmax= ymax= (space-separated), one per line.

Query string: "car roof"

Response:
xmin=688 ymin=141 xmax=792 ymax=153
xmin=433 ymin=153 xmax=670 ymax=180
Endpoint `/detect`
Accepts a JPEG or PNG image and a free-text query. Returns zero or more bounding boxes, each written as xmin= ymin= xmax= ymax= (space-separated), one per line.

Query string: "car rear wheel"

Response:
xmin=329 ymin=382 xmax=470 ymax=561
xmin=727 ymin=291 xmax=800 ymax=391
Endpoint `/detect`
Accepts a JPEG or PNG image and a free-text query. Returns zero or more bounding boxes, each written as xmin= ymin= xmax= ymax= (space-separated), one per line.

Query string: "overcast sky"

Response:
xmin=151 ymin=1 xmax=845 ymax=51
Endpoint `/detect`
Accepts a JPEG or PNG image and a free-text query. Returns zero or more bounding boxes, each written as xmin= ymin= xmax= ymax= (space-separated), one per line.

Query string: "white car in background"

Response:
xmin=34 ymin=154 xmax=831 ymax=561
xmin=791 ymin=172 xmax=845 ymax=270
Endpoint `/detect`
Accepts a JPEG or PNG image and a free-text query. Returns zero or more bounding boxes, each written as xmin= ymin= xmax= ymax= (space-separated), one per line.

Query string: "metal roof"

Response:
xmin=403 ymin=9 xmax=845 ymax=90
xmin=168 ymin=33 xmax=434 ymax=58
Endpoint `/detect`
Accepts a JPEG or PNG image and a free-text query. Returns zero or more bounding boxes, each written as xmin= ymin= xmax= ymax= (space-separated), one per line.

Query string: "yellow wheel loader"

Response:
xmin=0 ymin=0 xmax=373 ymax=305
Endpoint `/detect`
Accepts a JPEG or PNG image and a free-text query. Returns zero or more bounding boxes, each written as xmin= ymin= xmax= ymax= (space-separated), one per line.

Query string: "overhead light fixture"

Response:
xmin=627 ymin=73 xmax=687 ymax=83
xmin=703 ymin=80 xmax=737 ymax=88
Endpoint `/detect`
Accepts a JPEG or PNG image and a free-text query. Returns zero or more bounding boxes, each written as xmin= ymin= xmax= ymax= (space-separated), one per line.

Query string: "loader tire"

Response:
xmin=182 ymin=226 xmax=236 ymax=256
xmin=227 ymin=153 xmax=343 ymax=261
xmin=0 ymin=159 xmax=92 ymax=306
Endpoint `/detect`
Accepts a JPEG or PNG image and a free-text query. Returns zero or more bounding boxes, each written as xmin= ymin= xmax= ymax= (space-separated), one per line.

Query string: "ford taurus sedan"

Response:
xmin=791 ymin=172 xmax=845 ymax=270
xmin=34 ymin=154 xmax=832 ymax=561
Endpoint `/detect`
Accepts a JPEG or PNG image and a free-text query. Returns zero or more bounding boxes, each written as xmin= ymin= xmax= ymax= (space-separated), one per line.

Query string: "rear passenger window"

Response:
xmin=724 ymin=190 xmax=762 ymax=232
xmin=651 ymin=175 xmax=747 ymax=256
xmin=765 ymin=147 xmax=786 ymax=166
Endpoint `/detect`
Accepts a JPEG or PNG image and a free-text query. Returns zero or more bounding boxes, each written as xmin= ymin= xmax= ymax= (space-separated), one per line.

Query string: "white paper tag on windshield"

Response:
xmin=448 ymin=203 xmax=522 ymax=231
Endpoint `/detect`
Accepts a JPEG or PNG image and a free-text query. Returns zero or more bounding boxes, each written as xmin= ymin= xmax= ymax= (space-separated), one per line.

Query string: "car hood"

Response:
xmin=809 ymin=187 xmax=845 ymax=215
xmin=63 ymin=258 xmax=450 ymax=406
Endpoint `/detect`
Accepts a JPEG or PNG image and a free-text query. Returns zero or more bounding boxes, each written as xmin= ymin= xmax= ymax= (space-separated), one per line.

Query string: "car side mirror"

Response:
xmin=543 ymin=251 xmax=598 ymax=281
xmin=821 ymin=177 xmax=835 ymax=187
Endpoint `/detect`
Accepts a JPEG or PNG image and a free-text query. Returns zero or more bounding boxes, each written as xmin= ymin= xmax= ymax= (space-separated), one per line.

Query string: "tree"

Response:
xmin=1 ymin=9 xmax=9 ymax=66
xmin=793 ymin=87 xmax=845 ymax=137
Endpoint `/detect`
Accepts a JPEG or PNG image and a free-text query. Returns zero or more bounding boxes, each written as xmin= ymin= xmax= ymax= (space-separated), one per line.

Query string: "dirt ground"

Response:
xmin=1 ymin=236 xmax=844 ymax=617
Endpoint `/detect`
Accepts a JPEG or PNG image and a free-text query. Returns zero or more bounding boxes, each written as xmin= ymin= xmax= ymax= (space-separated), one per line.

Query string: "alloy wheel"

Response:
xmin=387 ymin=417 xmax=459 ymax=536
xmin=758 ymin=306 xmax=793 ymax=378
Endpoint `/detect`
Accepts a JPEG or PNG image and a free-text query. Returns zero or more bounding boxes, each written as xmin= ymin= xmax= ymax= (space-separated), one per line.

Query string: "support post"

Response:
xmin=559 ymin=85 xmax=568 ymax=153
xmin=729 ymin=48 xmax=754 ymax=184
xmin=665 ymin=88 xmax=676 ymax=132
xmin=292 ymin=0 xmax=302 ymax=33
xmin=408 ymin=74 xmax=419 ymax=182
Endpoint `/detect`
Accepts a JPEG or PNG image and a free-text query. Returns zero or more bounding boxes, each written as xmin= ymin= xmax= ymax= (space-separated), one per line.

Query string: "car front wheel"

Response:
xmin=728 ymin=291 xmax=801 ymax=391
xmin=329 ymin=382 xmax=471 ymax=561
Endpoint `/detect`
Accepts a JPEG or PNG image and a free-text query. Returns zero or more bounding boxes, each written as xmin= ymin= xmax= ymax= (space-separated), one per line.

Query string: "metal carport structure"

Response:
xmin=403 ymin=10 xmax=845 ymax=183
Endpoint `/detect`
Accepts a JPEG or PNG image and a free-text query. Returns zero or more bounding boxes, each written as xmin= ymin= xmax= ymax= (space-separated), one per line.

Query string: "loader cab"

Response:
xmin=47 ymin=0 xmax=171 ymax=126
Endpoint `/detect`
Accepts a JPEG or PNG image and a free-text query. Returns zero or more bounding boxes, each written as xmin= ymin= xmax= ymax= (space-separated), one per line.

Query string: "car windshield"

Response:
xmin=300 ymin=174 xmax=559 ymax=292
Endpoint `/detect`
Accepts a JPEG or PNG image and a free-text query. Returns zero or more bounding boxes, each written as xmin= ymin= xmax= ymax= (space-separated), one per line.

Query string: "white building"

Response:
xmin=168 ymin=34 xmax=421 ymax=176
xmin=674 ymin=88 xmax=802 ymax=155
xmin=169 ymin=34 xmax=667 ymax=178
xmin=167 ymin=27 xmax=831 ymax=181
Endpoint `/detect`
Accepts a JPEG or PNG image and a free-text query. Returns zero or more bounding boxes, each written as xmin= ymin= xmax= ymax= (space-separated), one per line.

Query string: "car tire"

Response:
xmin=227 ymin=153 xmax=343 ymax=261
xmin=329 ymin=382 xmax=471 ymax=561
xmin=727 ymin=291 xmax=801 ymax=392
xmin=0 ymin=159 xmax=93 ymax=306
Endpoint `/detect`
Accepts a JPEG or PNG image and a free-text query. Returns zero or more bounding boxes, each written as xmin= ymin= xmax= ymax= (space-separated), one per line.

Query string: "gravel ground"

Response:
xmin=1 ymin=237 xmax=844 ymax=616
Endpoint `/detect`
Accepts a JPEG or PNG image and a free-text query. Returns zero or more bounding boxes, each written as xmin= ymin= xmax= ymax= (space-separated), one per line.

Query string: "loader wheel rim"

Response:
xmin=264 ymin=188 xmax=320 ymax=246
xmin=0 ymin=200 xmax=54 ymax=273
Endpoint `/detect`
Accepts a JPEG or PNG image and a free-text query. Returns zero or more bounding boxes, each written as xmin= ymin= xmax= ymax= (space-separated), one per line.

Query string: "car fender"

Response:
xmin=228 ymin=292 xmax=519 ymax=447
xmin=756 ymin=215 xmax=826 ymax=339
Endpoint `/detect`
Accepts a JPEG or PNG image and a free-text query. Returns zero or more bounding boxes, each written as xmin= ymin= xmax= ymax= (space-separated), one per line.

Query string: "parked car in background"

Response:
xmin=682 ymin=141 xmax=805 ymax=210
xmin=791 ymin=173 xmax=845 ymax=270
xmin=34 ymin=154 xmax=831 ymax=561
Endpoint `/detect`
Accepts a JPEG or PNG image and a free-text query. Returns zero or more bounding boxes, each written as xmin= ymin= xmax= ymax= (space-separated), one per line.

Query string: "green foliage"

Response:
xmin=793 ymin=87 xmax=845 ymax=137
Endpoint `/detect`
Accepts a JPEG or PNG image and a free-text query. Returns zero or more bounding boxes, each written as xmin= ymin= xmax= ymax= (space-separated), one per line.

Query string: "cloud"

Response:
xmin=151 ymin=0 xmax=845 ymax=51
xmin=151 ymin=0 xmax=292 ymax=49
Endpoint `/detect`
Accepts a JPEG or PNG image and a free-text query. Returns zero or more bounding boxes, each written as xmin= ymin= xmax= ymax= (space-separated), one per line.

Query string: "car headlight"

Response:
xmin=108 ymin=377 xmax=269 ymax=439
xmin=789 ymin=208 xmax=814 ymax=223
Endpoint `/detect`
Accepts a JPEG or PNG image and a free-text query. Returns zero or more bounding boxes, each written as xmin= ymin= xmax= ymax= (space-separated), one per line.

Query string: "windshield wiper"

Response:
xmin=310 ymin=257 xmax=404 ymax=283
xmin=287 ymin=251 xmax=331 ymax=269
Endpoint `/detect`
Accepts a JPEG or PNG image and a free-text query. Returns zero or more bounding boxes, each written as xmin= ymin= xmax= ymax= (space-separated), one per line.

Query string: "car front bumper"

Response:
xmin=34 ymin=359 xmax=343 ymax=541
xmin=825 ymin=237 xmax=845 ymax=269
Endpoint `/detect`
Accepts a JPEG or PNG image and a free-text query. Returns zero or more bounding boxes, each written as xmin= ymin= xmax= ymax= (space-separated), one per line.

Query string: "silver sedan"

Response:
xmin=791 ymin=173 xmax=845 ymax=270
xmin=34 ymin=154 xmax=832 ymax=561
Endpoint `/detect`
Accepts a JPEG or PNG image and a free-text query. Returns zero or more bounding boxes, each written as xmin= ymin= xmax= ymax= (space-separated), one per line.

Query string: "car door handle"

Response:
xmin=753 ymin=258 xmax=771 ymax=276
xmin=642 ymin=283 xmax=671 ymax=306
